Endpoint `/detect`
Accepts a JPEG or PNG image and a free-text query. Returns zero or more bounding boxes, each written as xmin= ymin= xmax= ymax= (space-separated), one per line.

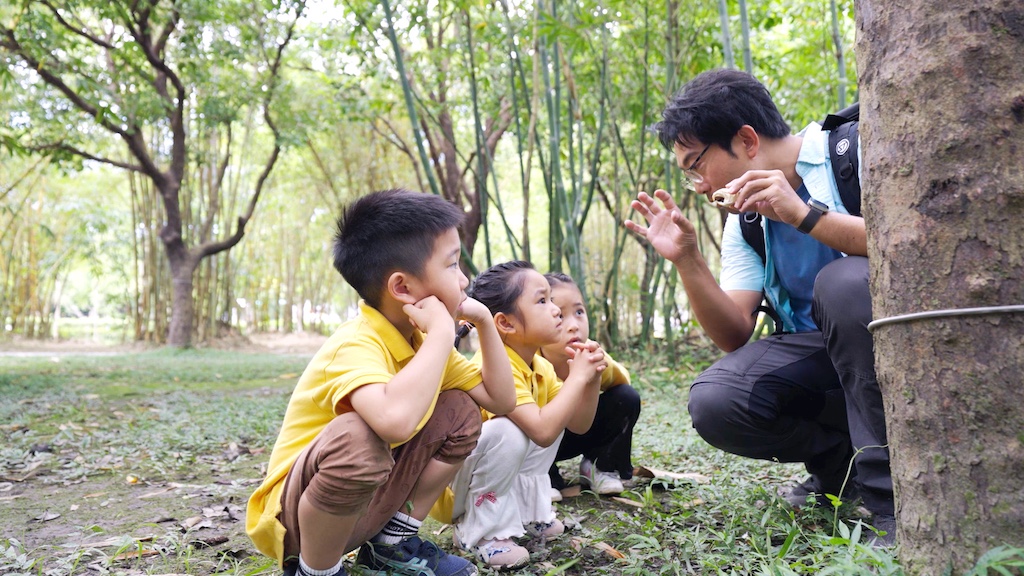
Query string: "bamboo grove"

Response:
xmin=1 ymin=0 xmax=856 ymax=347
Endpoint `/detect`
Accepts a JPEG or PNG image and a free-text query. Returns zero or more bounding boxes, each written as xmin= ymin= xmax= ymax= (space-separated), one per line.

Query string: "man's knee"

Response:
xmin=813 ymin=256 xmax=870 ymax=327
xmin=688 ymin=382 xmax=745 ymax=452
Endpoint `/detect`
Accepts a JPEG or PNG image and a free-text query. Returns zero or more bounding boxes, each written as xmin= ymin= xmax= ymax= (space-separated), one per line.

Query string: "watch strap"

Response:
xmin=797 ymin=204 xmax=824 ymax=234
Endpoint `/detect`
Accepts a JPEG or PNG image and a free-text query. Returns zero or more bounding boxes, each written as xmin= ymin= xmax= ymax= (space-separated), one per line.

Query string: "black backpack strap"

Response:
xmin=822 ymin=102 xmax=862 ymax=217
xmin=739 ymin=212 xmax=765 ymax=264
xmin=737 ymin=212 xmax=785 ymax=334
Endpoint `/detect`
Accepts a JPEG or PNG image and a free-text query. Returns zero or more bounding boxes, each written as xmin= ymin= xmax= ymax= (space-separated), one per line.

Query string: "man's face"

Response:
xmin=673 ymin=140 xmax=745 ymax=203
xmin=407 ymin=228 xmax=469 ymax=319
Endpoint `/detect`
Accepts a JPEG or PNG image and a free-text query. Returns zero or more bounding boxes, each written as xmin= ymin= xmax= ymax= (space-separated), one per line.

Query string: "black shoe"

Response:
xmin=867 ymin=514 xmax=896 ymax=547
xmin=548 ymin=464 xmax=568 ymax=491
xmin=781 ymin=475 xmax=857 ymax=509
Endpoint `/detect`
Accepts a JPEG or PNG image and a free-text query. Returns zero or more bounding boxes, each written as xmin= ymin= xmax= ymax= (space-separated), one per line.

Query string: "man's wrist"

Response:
xmin=797 ymin=199 xmax=829 ymax=234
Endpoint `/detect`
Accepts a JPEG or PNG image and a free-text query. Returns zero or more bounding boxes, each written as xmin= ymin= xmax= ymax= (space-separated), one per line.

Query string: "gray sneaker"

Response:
xmin=867 ymin=514 xmax=896 ymax=547
xmin=780 ymin=475 xmax=857 ymax=509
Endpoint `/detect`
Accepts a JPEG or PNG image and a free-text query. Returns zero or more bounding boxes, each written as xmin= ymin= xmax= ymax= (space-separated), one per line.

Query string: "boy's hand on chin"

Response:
xmin=404 ymin=296 xmax=456 ymax=338
xmin=457 ymin=297 xmax=492 ymax=327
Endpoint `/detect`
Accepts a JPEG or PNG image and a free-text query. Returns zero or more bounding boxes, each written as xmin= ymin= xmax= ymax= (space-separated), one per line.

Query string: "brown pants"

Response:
xmin=278 ymin=390 xmax=482 ymax=563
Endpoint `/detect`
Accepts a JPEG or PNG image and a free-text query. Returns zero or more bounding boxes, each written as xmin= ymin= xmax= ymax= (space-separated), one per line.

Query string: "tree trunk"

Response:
xmin=857 ymin=1 xmax=1024 ymax=573
xmin=165 ymin=243 xmax=197 ymax=348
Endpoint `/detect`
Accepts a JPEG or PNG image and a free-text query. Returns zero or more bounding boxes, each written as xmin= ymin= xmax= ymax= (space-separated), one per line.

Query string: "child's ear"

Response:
xmin=494 ymin=312 xmax=517 ymax=336
xmin=387 ymin=271 xmax=419 ymax=306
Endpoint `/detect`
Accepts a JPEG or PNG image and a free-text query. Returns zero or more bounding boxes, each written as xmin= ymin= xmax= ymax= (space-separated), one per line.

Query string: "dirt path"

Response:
xmin=0 ymin=332 xmax=329 ymax=357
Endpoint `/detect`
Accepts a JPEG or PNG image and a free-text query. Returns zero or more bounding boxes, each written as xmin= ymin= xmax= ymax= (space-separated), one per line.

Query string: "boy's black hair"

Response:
xmin=654 ymin=69 xmax=791 ymax=154
xmin=468 ymin=260 xmax=535 ymax=317
xmin=333 ymin=189 xmax=464 ymax=307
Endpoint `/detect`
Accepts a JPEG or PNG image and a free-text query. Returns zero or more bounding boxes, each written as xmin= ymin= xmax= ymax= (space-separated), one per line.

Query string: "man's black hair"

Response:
xmin=333 ymin=189 xmax=464 ymax=307
xmin=654 ymin=69 xmax=791 ymax=153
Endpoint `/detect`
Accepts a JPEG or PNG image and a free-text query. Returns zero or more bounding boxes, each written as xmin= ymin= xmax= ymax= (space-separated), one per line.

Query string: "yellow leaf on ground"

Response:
xmin=592 ymin=541 xmax=627 ymax=559
xmin=112 ymin=549 xmax=159 ymax=561
xmin=634 ymin=465 xmax=710 ymax=483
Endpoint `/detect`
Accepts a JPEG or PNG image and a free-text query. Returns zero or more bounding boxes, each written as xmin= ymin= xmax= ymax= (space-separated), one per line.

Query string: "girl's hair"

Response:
xmin=469 ymin=260 xmax=535 ymax=316
xmin=543 ymin=271 xmax=577 ymax=288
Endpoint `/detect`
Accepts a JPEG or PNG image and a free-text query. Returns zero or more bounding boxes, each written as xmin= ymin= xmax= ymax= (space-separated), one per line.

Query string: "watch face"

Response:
xmin=808 ymin=198 xmax=829 ymax=212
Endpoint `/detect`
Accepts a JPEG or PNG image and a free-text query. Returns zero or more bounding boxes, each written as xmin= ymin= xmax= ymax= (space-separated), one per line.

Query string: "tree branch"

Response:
xmin=0 ymin=29 xmax=134 ymax=139
xmin=40 ymin=0 xmax=116 ymax=49
xmin=28 ymin=142 xmax=147 ymax=173
xmin=195 ymin=0 xmax=305 ymax=260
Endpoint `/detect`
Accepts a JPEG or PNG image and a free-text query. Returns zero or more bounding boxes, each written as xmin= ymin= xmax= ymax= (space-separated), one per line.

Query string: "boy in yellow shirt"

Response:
xmin=246 ymin=189 xmax=516 ymax=576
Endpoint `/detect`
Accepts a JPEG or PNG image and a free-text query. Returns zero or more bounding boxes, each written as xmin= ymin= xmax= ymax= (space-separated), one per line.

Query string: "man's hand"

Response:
xmin=624 ymin=190 xmax=700 ymax=264
xmin=728 ymin=169 xmax=807 ymax=226
xmin=403 ymin=296 xmax=456 ymax=339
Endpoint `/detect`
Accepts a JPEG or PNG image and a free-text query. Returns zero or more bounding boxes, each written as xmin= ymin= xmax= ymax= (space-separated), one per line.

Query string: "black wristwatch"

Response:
xmin=797 ymin=198 xmax=829 ymax=234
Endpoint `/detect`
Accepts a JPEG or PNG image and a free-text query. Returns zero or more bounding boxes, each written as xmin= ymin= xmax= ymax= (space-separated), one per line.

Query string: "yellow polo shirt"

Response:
xmin=246 ymin=302 xmax=482 ymax=562
xmin=430 ymin=346 xmax=561 ymax=522
xmin=599 ymin=355 xmax=631 ymax=391
xmin=481 ymin=345 xmax=561 ymax=420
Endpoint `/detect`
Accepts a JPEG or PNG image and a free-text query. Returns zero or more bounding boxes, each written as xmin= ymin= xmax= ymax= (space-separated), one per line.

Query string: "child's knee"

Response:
xmin=433 ymin=390 xmax=483 ymax=463
xmin=304 ymin=415 xmax=394 ymax=513
xmin=476 ymin=417 xmax=531 ymax=459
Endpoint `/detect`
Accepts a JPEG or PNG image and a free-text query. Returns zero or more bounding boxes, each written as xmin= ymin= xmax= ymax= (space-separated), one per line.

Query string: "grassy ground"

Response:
xmin=0 ymin=345 xmax=1005 ymax=575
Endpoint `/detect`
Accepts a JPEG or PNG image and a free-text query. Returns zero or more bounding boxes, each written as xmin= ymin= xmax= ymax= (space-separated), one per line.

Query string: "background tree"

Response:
xmin=858 ymin=0 xmax=1024 ymax=572
xmin=1 ymin=0 xmax=860 ymax=348
xmin=0 ymin=0 xmax=307 ymax=346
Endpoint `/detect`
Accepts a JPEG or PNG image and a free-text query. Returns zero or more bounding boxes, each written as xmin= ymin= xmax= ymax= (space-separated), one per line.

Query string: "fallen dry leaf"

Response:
xmin=634 ymin=465 xmax=710 ymax=483
xmin=89 ymin=536 xmax=156 ymax=548
xmin=559 ymin=485 xmax=582 ymax=498
xmin=610 ymin=496 xmax=644 ymax=508
xmin=592 ymin=541 xmax=627 ymax=559
xmin=569 ymin=537 xmax=626 ymax=559
xmin=32 ymin=511 xmax=61 ymax=522
xmin=192 ymin=535 xmax=229 ymax=548
xmin=139 ymin=486 xmax=177 ymax=499
xmin=1 ymin=460 xmax=45 ymax=482
xmin=181 ymin=516 xmax=214 ymax=530
xmin=112 ymin=549 xmax=159 ymax=561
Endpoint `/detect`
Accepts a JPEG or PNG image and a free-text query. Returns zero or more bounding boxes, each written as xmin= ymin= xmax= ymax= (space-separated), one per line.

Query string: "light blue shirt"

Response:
xmin=719 ymin=122 xmax=856 ymax=333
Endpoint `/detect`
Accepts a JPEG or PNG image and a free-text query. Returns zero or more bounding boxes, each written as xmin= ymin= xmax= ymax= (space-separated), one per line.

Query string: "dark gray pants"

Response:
xmin=688 ymin=256 xmax=893 ymax=515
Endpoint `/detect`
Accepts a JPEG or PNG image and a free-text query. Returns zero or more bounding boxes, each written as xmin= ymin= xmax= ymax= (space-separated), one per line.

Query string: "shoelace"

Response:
xmin=414 ymin=538 xmax=442 ymax=561
xmin=480 ymin=541 xmax=512 ymax=558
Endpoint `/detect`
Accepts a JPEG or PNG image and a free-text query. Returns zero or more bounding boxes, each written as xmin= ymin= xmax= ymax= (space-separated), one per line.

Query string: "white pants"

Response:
xmin=451 ymin=416 xmax=562 ymax=547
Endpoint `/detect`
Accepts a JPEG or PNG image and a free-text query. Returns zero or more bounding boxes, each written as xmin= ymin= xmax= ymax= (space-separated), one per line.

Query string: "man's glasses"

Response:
xmin=682 ymin=143 xmax=711 ymax=183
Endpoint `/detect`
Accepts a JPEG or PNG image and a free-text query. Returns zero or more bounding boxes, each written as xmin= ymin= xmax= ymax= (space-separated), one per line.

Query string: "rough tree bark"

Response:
xmin=857 ymin=1 xmax=1024 ymax=573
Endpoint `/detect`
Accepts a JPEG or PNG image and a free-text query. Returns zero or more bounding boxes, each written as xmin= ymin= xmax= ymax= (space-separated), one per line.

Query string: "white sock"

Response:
xmin=297 ymin=554 xmax=344 ymax=576
xmin=370 ymin=511 xmax=423 ymax=545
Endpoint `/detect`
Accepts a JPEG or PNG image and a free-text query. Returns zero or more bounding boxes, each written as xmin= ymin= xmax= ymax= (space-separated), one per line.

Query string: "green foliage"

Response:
xmin=1 ymin=349 xmax=1022 ymax=574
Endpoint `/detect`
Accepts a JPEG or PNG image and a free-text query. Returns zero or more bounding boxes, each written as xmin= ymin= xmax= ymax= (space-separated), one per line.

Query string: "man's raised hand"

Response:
xmin=624 ymin=190 xmax=700 ymax=264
